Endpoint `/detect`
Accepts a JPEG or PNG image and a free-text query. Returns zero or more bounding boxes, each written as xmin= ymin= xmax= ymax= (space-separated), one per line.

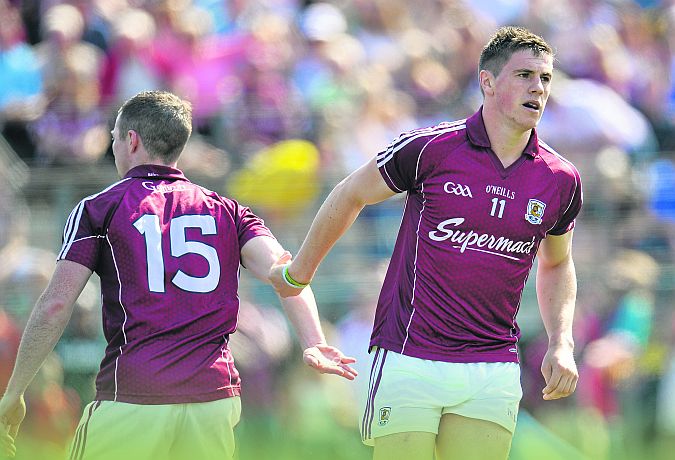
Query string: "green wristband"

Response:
xmin=282 ymin=265 xmax=309 ymax=288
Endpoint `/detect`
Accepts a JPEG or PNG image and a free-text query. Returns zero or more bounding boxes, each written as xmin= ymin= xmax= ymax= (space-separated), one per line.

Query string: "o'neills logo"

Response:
xmin=428 ymin=217 xmax=536 ymax=258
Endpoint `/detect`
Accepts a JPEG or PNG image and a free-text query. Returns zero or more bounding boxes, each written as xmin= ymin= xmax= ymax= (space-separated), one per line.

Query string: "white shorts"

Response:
xmin=68 ymin=397 xmax=241 ymax=460
xmin=360 ymin=348 xmax=522 ymax=446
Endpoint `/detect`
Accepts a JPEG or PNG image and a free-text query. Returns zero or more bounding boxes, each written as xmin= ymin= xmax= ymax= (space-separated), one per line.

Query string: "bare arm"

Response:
xmin=273 ymin=158 xmax=396 ymax=296
xmin=1 ymin=260 xmax=92 ymax=455
xmin=536 ymin=230 xmax=578 ymax=400
xmin=240 ymin=236 xmax=357 ymax=380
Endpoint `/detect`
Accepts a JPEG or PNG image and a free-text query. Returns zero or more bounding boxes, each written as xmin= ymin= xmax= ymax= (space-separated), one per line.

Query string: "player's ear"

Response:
xmin=128 ymin=130 xmax=139 ymax=151
xmin=479 ymin=70 xmax=495 ymax=96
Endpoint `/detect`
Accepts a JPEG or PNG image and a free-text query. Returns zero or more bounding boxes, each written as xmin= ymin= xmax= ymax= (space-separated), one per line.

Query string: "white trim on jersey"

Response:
xmin=58 ymin=178 xmax=132 ymax=260
xmin=381 ymin=167 xmax=404 ymax=193
xmin=402 ymin=181 xmax=427 ymax=354
xmin=63 ymin=235 xmax=105 ymax=247
xmin=61 ymin=205 xmax=81 ymax=254
xmin=106 ymin=234 xmax=129 ymax=402
xmin=414 ymin=130 xmax=460 ymax=182
xmin=377 ymin=120 xmax=466 ymax=162
xmin=376 ymin=122 xmax=466 ymax=169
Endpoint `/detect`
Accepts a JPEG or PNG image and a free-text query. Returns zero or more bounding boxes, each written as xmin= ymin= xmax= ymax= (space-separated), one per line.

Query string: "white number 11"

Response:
xmin=490 ymin=198 xmax=505 ymax=219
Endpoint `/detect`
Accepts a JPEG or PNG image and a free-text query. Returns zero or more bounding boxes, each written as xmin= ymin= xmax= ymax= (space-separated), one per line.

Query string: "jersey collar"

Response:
xmin=124 ymin=164 xmax=189 ymax=181
xmin=466 ymin=107 xmax=539 ymax=158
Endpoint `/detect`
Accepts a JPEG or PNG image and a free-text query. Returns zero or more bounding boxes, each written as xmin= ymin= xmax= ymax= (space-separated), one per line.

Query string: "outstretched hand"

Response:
xmin=0 ymin=393 xmax=26 ymax=459
xmin=268 ymin=252 xmax=306 ymax=298
xmin=303 ymin=344 xmax=358 ymax=381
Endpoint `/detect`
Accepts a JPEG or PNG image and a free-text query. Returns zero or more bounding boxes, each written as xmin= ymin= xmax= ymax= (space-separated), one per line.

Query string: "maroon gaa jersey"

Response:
xmin=372 ymin=108 xmax=582 ymax=363
xmin=58 ymin=164 xmax=273 ymax=404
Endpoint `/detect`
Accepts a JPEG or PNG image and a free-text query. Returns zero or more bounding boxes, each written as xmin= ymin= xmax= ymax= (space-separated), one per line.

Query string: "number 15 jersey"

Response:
xmin=58 ymin=164 xmax=273 ymax=404
xmin=373 ymin=108 xmax=582 ymax=363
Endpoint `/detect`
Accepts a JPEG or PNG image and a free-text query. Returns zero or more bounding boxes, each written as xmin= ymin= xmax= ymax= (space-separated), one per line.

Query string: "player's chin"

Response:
xmin=518 ymin=108 xmax=541 ymax=126
xmin=522 ymin=116 xmax=541 ymax=130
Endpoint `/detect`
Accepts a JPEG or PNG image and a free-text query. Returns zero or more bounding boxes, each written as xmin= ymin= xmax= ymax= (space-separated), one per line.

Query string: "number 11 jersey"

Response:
xmin=373 ymin=108 xmax=583 ymax=363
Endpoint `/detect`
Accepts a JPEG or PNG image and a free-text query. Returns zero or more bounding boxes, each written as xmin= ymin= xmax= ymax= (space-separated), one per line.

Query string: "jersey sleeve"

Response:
xmin=548 ymin=163 xmax=583 ymax=235
xmin=376 ymin=129 xmax=434 ymax=193
xmin=57 ymin=201 xmax=102 ymax=269
xmin=236 ymin=204 xmax=275 ymax=247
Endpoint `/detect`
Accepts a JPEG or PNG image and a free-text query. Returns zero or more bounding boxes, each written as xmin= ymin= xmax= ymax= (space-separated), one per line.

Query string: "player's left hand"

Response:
xmin=541 ymin=343 xmax=578 ymax=400
xmin=303 ymin=344 xmax=358 ymax=381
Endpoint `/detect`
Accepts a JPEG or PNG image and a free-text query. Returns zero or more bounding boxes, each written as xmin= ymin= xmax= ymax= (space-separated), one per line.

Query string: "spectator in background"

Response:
xmin=293 ymin=2 xmax=363 ymax=165
xmin=659 ymin=3 xmax=675 ymax=151
xmin=66 ymin=0 xmax=111 ymax=53
xmin=0 ymin=0 xmax=45 ymax=161
xmin=577 ymin=249 xmax=659 ymax=459
xmin=0 ymin=0 xmax=42 ymax=111
xmin=220 ymin=12 xmax=309 ymax=162
xmin=29 ymin=3 xmax=109 ymax=166
xmin=100 ymin=8 xmax=162 ymax=107
xmin=148 ymin=3 xmax=252 ymax=135
xmin=0 ymin=308 xmax=20 ymax=396
xmin=656 ymin=309 xmax=675 ymax=457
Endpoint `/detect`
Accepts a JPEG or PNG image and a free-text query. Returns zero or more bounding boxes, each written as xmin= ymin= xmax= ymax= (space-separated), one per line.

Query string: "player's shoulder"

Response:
xmin=191 ymin=183 xmax=245 ymax=214
xmin=62 ymin=178 xmax=134 ymax=229
xmin=79 ymin=177 xmax=135 ymax=208
xmin=536 ymin=139 xmax=581 ymax=182
xmin=193 ymin=182 xmax=229 ymax=204
xmin=395 ymin=119 xmax=468 ymax=146
xmin=379 ymin=119 xmax=468 ymax=167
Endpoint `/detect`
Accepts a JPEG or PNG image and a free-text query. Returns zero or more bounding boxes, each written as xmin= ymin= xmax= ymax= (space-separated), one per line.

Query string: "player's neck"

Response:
xmin=133 ymin=149 xmax=177 ymax=169
xmin=482 ymin=111 xmax=532 ymax=168
xmin=489 ymin=135 xmax=531 ymax=168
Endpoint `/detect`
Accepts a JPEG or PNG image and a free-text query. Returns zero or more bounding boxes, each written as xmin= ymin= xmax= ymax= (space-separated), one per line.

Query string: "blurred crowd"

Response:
xmin=1 ymin=0 xmax=675 ymax=459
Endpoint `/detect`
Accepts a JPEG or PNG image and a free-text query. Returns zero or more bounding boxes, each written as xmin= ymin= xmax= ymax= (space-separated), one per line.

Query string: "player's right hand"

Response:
xmin=541 ymin=344 xmax=578 ymax=400
xmin=303 ymin=344 xmax=358 ymax=380
xmin=0 ymin=393 xmax=25 ymax=458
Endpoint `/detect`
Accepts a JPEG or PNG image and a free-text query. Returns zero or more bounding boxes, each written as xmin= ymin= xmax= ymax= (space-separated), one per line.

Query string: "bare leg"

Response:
xmin=436 ymin=413 xmax=513 ymax=460
xmin=373 ymin=431 xmax=436 ymax=460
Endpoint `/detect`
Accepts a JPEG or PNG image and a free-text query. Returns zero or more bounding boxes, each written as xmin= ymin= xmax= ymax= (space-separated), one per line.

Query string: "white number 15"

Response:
xmin=133 ymin=214 xmax=220 ymax=293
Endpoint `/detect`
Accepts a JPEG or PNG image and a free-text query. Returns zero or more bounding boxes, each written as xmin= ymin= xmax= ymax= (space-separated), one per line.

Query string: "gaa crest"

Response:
xmin=378 ymin=407 xmax=392 ymax=426
xmin=525 ymin=199 xmax=546 ymax=225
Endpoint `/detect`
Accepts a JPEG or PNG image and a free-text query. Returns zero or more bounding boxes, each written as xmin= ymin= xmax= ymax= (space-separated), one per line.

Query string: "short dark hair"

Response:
xmin=479 ymin=26 xmax=553 ymax=77
xmin=117 ymin=91 xmax=193 ymax=163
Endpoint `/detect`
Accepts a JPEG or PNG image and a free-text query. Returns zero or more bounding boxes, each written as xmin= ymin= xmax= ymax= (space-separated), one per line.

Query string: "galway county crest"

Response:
xmin=378 ymin=407 xmax=392 ymax=426
xmin=525 ymin=199 xmax=546 ymax=225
